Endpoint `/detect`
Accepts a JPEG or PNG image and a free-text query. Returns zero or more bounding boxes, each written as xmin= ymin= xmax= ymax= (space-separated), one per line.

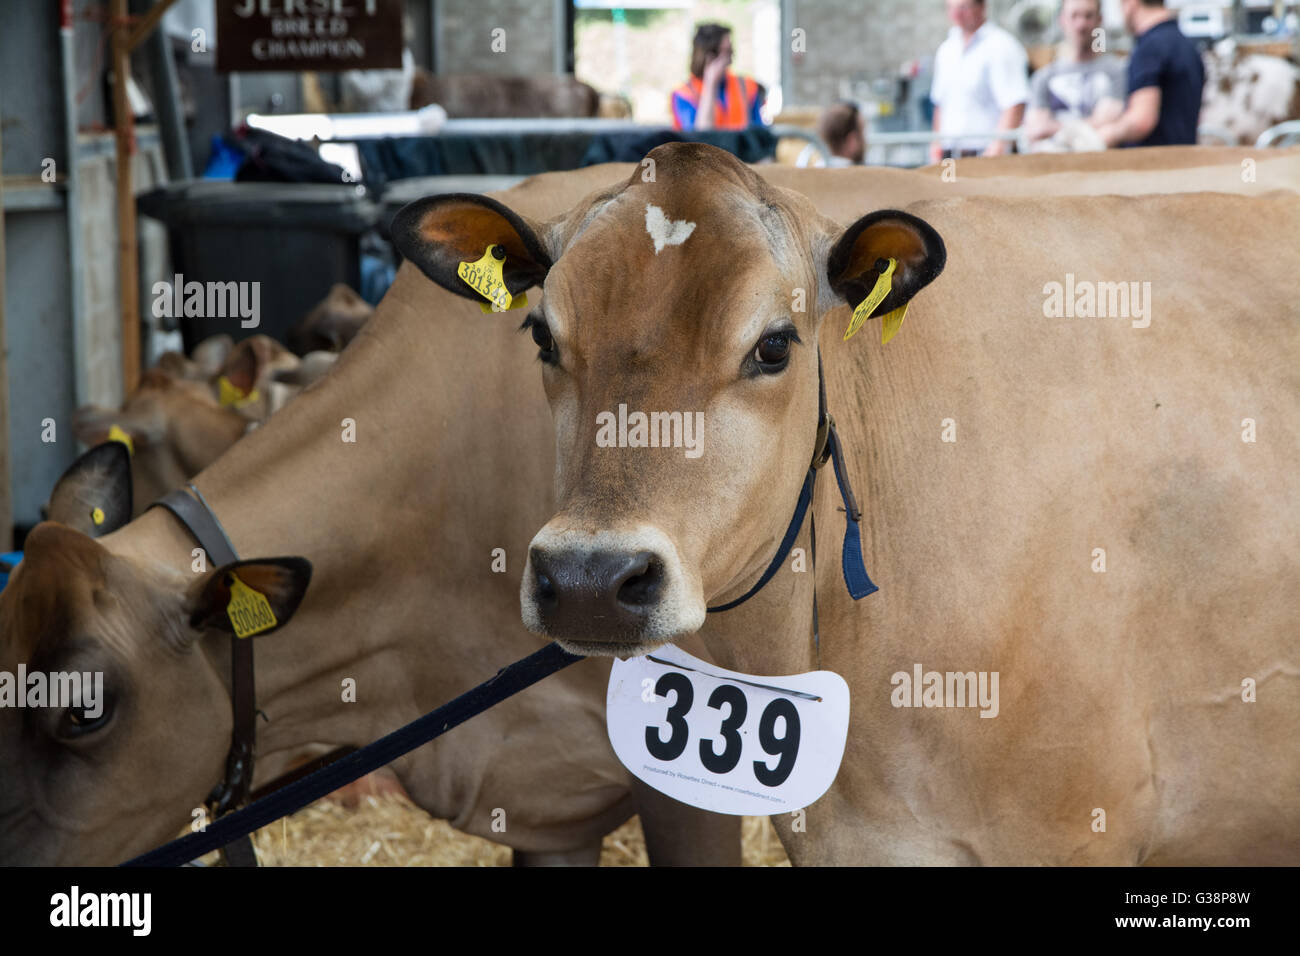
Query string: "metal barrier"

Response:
xmin=864 ymin=129 xmax=1021 ymax=168
xmin=768 ymin=124 xmax=832 ymax=164
xmin=248 ymin=109 xmax=1054 ymax=170
xmin=1197 ymin=124 xmax=1238 ymax=146
xmin=1256 ymin=120 xmax=1300 ymax=148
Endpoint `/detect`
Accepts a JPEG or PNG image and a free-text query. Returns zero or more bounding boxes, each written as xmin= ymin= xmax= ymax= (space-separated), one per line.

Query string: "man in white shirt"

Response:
xmin=929 ymin=0 xmax=1031 ymax=161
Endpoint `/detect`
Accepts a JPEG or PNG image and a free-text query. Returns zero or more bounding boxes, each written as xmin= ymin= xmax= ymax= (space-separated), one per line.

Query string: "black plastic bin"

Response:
xmin=138 ymin=181 xmax=381 ymax=352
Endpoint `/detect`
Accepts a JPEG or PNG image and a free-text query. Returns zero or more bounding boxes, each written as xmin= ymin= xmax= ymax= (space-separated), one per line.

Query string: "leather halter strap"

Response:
xmin=150 ymin=485 xmax=259 ymax=866
xmin=152 ymin=486 xmax=256 ymax=813
xmin=706 ymin=353 xmax=877 ymax=614
xmin=148 ymin=486 xmax=362 ymax=865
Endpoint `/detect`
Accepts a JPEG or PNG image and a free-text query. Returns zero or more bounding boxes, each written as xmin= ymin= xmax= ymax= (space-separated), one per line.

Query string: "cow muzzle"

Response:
xmin=521 ymin=525 xmax=705 ymax=655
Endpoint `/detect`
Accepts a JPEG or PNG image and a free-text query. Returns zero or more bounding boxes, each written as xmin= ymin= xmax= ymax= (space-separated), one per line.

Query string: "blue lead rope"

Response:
xmin=121 ymin=642 xmax=581 ymax=867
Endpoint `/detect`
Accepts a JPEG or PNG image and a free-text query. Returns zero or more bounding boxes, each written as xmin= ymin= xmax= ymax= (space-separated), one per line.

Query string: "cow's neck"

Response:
xmin=698 ymin=510 xmax=821 ymax=677
xmin=108 ymin=265 xmax=554 ymax=787
xmin=702 ymin=340 xmax=894 ymax=676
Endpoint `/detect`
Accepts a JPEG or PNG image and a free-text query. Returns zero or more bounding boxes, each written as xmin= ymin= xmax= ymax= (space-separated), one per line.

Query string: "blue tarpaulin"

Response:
xmin=0 ymin=551 xmax=22 ymax=592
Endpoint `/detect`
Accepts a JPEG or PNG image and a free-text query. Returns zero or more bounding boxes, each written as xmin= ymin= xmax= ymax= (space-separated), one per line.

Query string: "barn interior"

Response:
xmin=0 ymin=0 xmax=1297 ymax=871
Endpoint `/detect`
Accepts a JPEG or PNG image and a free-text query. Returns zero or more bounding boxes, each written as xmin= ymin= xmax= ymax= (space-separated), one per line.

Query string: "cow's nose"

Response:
xmin=529 ymin=548 xmax=664 ymax=639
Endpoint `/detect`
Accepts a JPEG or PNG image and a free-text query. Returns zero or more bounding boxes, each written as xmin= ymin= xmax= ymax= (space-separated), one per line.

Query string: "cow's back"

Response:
xmin=757 ymin=153 xmax=1300 ymax=217
xmin=914 ymin=145 xmax=1298 ymax=177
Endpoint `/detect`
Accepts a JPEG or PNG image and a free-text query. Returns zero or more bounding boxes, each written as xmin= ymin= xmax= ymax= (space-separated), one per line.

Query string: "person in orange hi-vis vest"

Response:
xmin=671 ymin=23 xmax=767 ymax=131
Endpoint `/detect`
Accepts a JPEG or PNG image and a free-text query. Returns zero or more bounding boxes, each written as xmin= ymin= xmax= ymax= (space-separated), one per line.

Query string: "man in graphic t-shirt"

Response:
xmin=1025 ymin=0 xmax=1127 ymax=146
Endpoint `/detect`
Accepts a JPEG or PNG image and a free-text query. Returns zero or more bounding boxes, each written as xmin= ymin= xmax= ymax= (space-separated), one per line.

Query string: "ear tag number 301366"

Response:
xmin=843 ymin=257 xmax=910 ymax=345
xmin=606 ymin=643 xmax=850 ymax=815
xmin=457 ymin=244 xmax=529 ymax=314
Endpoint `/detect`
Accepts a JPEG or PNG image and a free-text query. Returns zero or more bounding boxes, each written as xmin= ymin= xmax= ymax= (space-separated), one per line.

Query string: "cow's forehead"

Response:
xmin=0 ymin=524 xmax=168 ymax=665
xmin=545 ymin=154 xmax=817 ymax=349
xmin=0 ymin=526 xmax=105 ymax=662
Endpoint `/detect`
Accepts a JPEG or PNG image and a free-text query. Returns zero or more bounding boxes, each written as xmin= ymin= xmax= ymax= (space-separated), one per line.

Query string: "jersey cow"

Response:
xmin=0 ymin=166 xmax=739 ymax=867
xmin=394 ymin=142 xmax=1299 ymax=865
xmin=69 ymin=336 xmax=309 ymax=517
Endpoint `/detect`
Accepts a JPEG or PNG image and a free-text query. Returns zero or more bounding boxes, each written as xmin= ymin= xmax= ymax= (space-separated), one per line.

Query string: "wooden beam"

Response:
xmin=126 ymin=0 xmax=181 ymax=53
xmin=113 ymin=0 xmax=141 ymax=392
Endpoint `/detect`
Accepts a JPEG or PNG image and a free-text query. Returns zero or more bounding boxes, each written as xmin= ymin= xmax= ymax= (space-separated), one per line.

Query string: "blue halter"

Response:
xmin=706 ymin=353 xmax=877 ymax=613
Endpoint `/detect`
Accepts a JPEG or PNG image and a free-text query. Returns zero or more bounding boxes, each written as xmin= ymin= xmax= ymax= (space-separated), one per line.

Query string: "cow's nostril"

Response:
xmin=535 ymin=571 xmax=556 ymax=605
xmin=617 ymin=554 xmax=662 ymax=608
xmin=528 ymin=546 xmax=668 ymax=641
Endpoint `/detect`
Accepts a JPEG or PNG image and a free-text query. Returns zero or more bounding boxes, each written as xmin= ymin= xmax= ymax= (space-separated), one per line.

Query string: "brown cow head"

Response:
xmin=0 ymin=495 xmax=311 ymax=864
xmin=71 ymin=334 xmax=300 ymax=516
xmin=395 ymin=142 xmax=944 ymax=655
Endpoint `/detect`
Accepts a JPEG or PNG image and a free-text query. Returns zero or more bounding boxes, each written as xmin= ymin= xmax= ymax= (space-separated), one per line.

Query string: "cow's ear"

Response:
xmin=826 ymin=209 xmax=946 ymax=328
xmin=191 ymin=334 xmax=234 ymax=379
xmin=189 ymin=557 xmax=312 ymax=638
xmin=273 ymin=350 xmax=337 ymax=388
xmin=391 ymin=192 xmax=553 ymax=303
xmin=155 ymin=351 xmax=200 ymax=380
xmin=73 ymin=405 xmax=161 ymax=450
xmin=220 ymin=335 xmax=296 ymax=393
xmin=45 ymin=442 xmax=133 ymax=537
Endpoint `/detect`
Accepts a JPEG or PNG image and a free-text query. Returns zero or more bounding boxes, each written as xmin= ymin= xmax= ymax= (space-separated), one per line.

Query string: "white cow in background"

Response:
xmin=1199 ymin=39 xmax=1300 ymax=145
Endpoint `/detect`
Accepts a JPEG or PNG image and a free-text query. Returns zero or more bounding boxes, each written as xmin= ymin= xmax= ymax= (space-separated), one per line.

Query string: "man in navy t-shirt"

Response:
xmin=1095 ymin=0 xmax=1204 ymax=147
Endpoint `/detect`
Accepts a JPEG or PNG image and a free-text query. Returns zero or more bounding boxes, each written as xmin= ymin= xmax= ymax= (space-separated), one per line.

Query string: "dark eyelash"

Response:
xmin=518 ymin=314 xmax=540 ymax=333
xmin=762 ymin=325 xmax=802 ymax=346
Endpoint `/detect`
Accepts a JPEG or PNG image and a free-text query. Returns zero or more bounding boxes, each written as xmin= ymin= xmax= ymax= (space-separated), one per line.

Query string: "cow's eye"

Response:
xmin=522 ymin=315 xmax=558 ymax=365
xmin=754 ymin=331 xmax=794 ymax=372
xmin=58 ymin=694 xmax=114 ymax=740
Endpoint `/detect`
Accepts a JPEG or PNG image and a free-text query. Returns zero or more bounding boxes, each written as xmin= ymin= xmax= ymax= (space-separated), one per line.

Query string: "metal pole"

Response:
xmin=135 ymin=0 xmax=193 ymax=181
xmin=781 ymin=0 xmax=796 ymax=112
xmin=60 ymin=0 xmax=90 ymax=408
xmin=553 ymin=0 xmax=565 ymax=75
xmin=112 ymin=0 xmax=142 ymax=393
xmin=0 ymin=119 xmax=12 ymax=548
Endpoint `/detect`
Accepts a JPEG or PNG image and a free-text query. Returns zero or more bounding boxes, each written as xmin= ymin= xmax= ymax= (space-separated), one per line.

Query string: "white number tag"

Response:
xmin=606 ymin=644 xmax=850 ymax=816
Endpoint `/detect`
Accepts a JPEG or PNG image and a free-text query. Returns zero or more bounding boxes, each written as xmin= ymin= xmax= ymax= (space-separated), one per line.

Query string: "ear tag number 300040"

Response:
xmin=606 ymin=643 xmax=850 ymax=815
xmin=457 ymin=244 xmax=529 ymax=314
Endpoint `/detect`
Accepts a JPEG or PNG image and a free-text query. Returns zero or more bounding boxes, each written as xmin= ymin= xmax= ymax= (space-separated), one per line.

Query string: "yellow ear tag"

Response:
xmin=879 ymin=302 xmax=910 ymax=345
xmin=479 ymin=291 xmax=527 ymax=314
xmin=458 ymin=244 xmax=528 ymax=313
xmin=226 ymin=572 xmax=278 ymax=639
xmin=217 ymin=376 xmax=259 ymax=409
xmin=91 ymin=506 xmax=106 ymax=526
xmin=843 ymin=257 xmax=897 ymax=342
xmin=107 ymin=424 xmax=134 ymax=456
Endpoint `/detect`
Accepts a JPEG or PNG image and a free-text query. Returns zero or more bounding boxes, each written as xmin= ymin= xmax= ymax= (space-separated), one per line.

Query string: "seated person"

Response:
xmin=671 ymin=23 xmax=766 ymax=131
xmin=797 ymin=102 xmax=867 ymax=166
xmin=1025 ymin=0 xmax=1127 ymax=148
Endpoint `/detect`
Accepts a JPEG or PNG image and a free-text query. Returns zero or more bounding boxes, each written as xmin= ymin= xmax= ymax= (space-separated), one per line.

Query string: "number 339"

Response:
xmin=644 ymin=671 xmax=801 ymax=786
